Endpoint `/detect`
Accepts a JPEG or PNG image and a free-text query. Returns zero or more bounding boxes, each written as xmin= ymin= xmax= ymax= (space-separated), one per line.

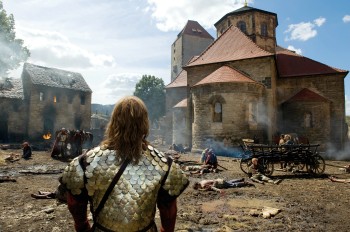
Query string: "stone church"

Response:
xmin=0 ymin=63 xmax=92 ymax=143
xmin=165 ymin=4 xmax=348 ymax=152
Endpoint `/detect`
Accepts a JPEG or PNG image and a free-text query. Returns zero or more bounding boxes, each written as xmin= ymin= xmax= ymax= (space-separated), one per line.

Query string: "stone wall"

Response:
xmin=191 ymin=82 xmax=265 ymax=150
xmin=282 ymin=101 xmax=330 ymax=150
xmin=277 ymin=74 xmax=346 ymax=149
xmin=0 ymin=98 xmax=27 ymax=142
xmin=215 ymin=11 xmax=277 ymax=53
xmin=171 ymin=37 xmax=183 ymax=81
xmin=26 ymin=84 xmax=91 ymax=140
xmin=171 ymin=34 xmax=213 ymax=81
xmin=186 ymin=57 xmax=278 ymax=143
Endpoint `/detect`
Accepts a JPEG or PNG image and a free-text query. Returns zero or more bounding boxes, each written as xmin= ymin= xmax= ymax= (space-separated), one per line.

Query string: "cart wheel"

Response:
xmin=263 ymin=160 xmax=274 ymax=176
xmin=306 ymin=155 xmax=325 ymax=174
xmin=239 ymin=158 xmax=251 ymax=175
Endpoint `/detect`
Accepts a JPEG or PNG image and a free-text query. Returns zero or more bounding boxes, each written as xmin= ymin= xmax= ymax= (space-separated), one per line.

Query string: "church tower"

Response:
xmin=214 ymin=2 xmax=278 ymax=53
xmin=171 ymin=20 xmax=214 ymax=81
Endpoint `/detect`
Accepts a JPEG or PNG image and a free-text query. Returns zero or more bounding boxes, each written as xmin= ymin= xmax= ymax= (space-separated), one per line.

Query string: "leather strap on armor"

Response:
xmin=93 ymin=159 xmax=130 ymax=221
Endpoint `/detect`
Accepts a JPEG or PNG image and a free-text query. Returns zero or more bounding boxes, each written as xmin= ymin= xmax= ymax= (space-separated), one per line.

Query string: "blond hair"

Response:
xmin=101 ymin=96 xmax=149 ymax=164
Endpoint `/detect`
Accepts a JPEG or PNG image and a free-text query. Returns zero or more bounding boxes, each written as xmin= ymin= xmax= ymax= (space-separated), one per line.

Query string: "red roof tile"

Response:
xmin=285 ymin=88 xmax=329 ymax=102
xmin=186 ymin=26 xmax=273 ymax=67
xmin=178 ymin=20 xmax=214 ymax=40
xmin=166 ymin=70 xmax=187 ymax=88
xmin=174 ymin=98 xmax=187 ymax=108
xmin=276 ymin=46 xmax=348 ymax=78
xmin=193 ymin=65 xmax=257 ymax=87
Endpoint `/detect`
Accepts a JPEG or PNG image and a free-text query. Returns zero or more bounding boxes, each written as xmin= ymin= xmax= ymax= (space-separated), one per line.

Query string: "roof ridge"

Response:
xmin=187 ymin=26 xmax=273 ymax=67
xmin=225 ymin=65 xmax=261 ymax=84
xmin=235 ymin=26 xmax=274 ymax=55
xmin=193 ymin=65 xmax=264 ymax=87
xmin=25 ymin=62 xmax=81 ymax=75
xmin=166 ymin=70 xmax=187 ymax=88
xmin=285 ymin=88 xmax=329 ymax=103
xmin=188 ymin=26 xmax=234 ymax=65
xmin=179 ymin=20 xmax=214 ymax=40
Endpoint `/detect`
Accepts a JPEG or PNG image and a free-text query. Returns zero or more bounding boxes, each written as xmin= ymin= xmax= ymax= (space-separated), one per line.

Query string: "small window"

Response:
xmin=304 ymin=112 xmax=313 ymax=128
xmin=213 ymin=102 xmax=222 ymax=122
xmin=248 ymin=102 xmax=257 ymax=124
xmin=261 ymin=23 xmax=268 ymax=37
xmin=54 ymin=95 xmax=60 ymax=103
xmin=173 ymin=65 xmax=178 ymax=73
xmin=227 ymin=20 xmax=231 ymax=27
xmin=237 ymin=21 xmax=247 ymax=33
xmin=40 ymin=92 xmax=44 ymax=101
xmin=81 ymin=95 xmax=86 ymax=105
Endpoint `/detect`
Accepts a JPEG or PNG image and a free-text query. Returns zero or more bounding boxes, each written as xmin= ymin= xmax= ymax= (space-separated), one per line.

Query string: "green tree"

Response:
xmin=0 ymin=1 xmax=30 ymax=76
xmin=134 ymin=75 xmax=165 ymax=124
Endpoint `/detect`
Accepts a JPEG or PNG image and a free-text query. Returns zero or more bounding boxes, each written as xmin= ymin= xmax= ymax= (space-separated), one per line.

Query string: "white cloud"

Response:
xmin=314 ymin=17 xmax=326 ymax=27
xmin=343 ymin=15 xmax=350 ymax=23
xmin=93 ymin=73 xmax=142 ymax=104
xmin=15 ymin=26 xmax=116 ymax=70
xmin=284 ymin=17 xmax=326 ymax=41
xmin=145 ymin=0 xmax=249 ymax=32
xmin=287 ymin=45 xmax=302 ymax=55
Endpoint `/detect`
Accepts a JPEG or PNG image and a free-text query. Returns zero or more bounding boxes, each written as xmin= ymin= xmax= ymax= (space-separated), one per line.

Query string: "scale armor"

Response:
xmin=62 ymin=144 xmax=189 ymax=232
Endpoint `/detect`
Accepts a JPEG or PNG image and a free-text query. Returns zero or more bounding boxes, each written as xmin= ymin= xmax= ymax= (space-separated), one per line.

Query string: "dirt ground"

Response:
xmin=1 ymin=148 xmax=350 ymax=232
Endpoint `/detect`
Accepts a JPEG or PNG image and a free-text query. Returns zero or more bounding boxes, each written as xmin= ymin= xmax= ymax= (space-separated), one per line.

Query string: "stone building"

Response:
xmin=165 ymin=5 xmax=348 ymax=152
xmin=0 ymin=63 xmax=92 ymax=142
xmin=171 ymin=20 xmax=214 ymax=82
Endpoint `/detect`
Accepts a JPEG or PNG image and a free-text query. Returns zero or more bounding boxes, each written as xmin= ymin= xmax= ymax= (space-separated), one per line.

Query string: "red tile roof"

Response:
xmin=177 ymin=20 xmax=214 ymax=40
xmin=276 ymin=46 xmax=348 ymax=78
xmin=285 ymin=88 xmax=329 ymax=103
xmin=193 ymin=65 xmax=258 ymax=87
xmin=166 ymin=70 xmax=187 ymax=88
xmin=174 ymin=98 xmax=187 ymax=108
xmin=186 ymin=26 xmax=273 ymax=67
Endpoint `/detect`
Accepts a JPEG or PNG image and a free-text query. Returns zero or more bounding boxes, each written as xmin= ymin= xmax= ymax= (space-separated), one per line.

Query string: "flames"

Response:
xmin=43 ymin=133 xmax=52 ymax=140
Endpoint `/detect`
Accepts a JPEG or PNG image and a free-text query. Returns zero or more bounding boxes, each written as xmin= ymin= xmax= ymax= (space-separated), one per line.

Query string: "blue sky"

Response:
xmin=2 ymin=0 xmax=350 ymax=113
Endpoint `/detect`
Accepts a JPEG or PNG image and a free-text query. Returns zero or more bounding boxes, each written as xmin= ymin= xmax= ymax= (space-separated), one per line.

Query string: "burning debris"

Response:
xmin=42 ymin=133 xmax=52 ymax=140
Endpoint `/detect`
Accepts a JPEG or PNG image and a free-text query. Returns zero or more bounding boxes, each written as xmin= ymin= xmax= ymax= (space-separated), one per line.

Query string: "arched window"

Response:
xmin=208 ymin=95 xmax=225 ymax=123
xmin=237 ymin=21 xmax=247 ymax=33
xmin=261 ymin=23 xmax=268 ymax=36
xmin=213 ymin=102 xmax=222 ymax=122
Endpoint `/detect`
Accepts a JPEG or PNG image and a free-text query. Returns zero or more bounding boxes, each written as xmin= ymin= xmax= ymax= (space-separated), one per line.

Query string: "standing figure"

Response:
xmin=278 ymin=134 xmax=285 ymax=169
xmin=51 ymin=128 xmax=69 ymax=158
xmin=61 ymin=96 xmax=189 ymax=232
xmin=22 ymin=142 xmax=32 ymax=160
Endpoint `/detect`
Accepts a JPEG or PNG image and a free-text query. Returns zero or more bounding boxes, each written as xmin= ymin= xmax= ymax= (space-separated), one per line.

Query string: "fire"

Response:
xmin=43 ymin=133 xmax=52 ymax=140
